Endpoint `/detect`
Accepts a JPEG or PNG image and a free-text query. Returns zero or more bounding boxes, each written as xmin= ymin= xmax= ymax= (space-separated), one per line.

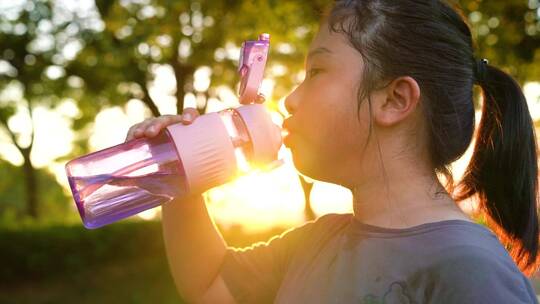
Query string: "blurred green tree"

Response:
xmin=0 ymin=0 xmax=538 ymax=223
xmin=0 ymin=159 xmax=73 ymax=225
xmin=457 ymin=0 xmax=540 ymax=82
xmin=0 ymin=1 xmax=72 ymax=219
xmin=63 ymin=0 xmax=327 ymax=118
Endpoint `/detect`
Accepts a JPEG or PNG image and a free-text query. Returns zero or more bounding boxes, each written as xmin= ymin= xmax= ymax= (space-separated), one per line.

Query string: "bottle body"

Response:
xmin=66 ymin=130 xmax=188 ymax=229
xmin=65 ymin=106 xmax=271 ymax=229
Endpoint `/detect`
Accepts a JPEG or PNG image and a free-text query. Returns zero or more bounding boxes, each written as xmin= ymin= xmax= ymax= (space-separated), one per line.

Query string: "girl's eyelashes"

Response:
xmin=307 ymin=68 xmax=323 ymax=79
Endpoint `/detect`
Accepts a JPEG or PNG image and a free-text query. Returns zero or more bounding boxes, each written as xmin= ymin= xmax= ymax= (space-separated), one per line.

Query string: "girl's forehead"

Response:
xmin=307 ymin=26 xmax=362 ymax=66
xmin=310 ymin=25 xmax=353 ymax=57
xmin=311 ymin=24 xmax=337 ymax=48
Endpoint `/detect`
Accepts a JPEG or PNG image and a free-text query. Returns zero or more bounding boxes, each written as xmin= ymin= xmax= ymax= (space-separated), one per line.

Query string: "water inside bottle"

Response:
xmin=67 ymin=132 xmax=187 ymax=229
xmin=69 ymin=168 xmax=186 ymax=229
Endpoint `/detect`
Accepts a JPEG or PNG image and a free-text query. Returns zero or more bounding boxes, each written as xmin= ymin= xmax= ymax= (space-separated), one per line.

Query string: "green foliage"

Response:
xmin=63 ymin=0 xmax=328 ymax=117
xmin=0 ymin=221 xmax=162 ymax=281
xmin=0 ymin=160 xmax=75 ymax=225
xmin=0 ymin=221 xmax=182 ymax=303
xmin=0 ymin=0 xmax=538 ymax=224
xmin=457 ymin=0 xmax=540 ymax=82
xmin=0 ymin=220 xmax=288 ymax=303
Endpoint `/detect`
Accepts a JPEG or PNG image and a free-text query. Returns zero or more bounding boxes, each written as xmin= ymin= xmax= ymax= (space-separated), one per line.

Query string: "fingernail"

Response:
xmin=183 ymin=113 xmax=192 ymax=122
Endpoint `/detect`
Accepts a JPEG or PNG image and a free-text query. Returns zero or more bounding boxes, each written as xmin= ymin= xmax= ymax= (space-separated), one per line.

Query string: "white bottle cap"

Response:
xmin=166 ymin=113 xmax=237 ymax=194
xmin=235 ymin=104 xmax=282 ymax=166
xmin=165 ymin=105 xmax=282 ymax=195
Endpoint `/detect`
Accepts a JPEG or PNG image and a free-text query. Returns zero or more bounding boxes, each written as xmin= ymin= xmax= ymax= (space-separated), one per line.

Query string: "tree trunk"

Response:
xmin=21 ymin=148 xmax=38 ymax=218
xmin=171 ymin=60 xmax=194 ymax=115
xmin=140 ymin=84 xmax=161 ymax=117
xmin=299 ymin=175 xmax=316 ymax=221
xmin=201 ymin=91 xmax=210 ymax=114
xmin=0 ymin=98 xmax=38 ymax=219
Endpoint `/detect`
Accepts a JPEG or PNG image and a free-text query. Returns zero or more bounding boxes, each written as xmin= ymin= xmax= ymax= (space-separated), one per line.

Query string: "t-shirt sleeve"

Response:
xmin=419 ymin=246 xmax=538 ymax=304
xmin=218 ymin=215 xmax=325 ymax=304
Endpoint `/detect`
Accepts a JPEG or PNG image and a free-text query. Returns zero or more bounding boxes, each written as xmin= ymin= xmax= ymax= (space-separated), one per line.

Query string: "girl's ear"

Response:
xmin=371 ymin=76 xmax=421 ymax=127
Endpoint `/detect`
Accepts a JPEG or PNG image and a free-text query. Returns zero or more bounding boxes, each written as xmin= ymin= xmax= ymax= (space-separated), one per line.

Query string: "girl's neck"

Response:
xmin=351 ymin=170 xmax=472 ymax=229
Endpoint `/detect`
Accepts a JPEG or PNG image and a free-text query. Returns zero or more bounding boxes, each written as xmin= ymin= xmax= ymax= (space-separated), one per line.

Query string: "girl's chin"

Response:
xmin=283 ymin=133 xmax=295 ymax=149
xmin=289 ymin=149 xmax=325 ymax=181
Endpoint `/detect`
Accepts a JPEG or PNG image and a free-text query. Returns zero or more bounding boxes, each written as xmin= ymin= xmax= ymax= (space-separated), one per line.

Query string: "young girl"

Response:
xmin=126 ymin=1 xmax=539 ymax=303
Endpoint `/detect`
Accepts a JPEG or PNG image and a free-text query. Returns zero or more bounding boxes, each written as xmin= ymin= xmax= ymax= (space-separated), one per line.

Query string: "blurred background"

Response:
xmin=0 ymin=0 xmax=539 ymax=302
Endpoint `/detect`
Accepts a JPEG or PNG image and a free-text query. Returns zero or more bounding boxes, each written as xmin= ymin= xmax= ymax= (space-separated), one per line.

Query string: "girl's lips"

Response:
xmin=283 ymin=131 xmax=294 ymax=148
xmin=282 ymin=118 xmax=295 ymax=148
xmin=282 ymin=118 xmax=293 ymax=133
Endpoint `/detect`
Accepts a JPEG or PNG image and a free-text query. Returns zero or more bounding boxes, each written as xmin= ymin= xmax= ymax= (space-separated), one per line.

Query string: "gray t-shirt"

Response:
xmin=219 ymin=213 xmax=538 ymax=303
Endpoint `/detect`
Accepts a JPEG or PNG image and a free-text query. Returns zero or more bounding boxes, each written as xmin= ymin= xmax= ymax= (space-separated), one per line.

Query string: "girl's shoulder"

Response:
xmin=402 ymin=221 xmax=538 ymax=303
xmin=414 ymin=243 xmax=538 ymax=303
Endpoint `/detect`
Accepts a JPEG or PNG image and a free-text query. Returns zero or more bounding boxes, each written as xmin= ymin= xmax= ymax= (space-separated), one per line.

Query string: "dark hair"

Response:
xmin=327 ymin=0 xmax=539 ymax=275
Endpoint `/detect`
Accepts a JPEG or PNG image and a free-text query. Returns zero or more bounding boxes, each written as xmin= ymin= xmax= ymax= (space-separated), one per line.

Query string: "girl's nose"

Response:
xmin=284 ymin=86 xmax=301 ymax=115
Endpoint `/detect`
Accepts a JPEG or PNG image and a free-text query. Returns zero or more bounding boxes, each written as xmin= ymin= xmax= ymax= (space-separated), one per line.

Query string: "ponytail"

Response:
xmin=456 ymin=61 xmax=540 ymax=276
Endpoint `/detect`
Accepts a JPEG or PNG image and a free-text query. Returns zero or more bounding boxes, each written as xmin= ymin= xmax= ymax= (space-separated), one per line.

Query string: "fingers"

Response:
xmin=125 ymin=115 xmax=177 ymax=142
xmin=125 ymin=118 xmax=152 ymax=142
xmin=181 ymin=107 xmax=200 ymax=124
xmin=134 ymin=118 xmax=156 ymax=138
xmin=256 ymin=93 xmax=266 ymax=103
xmin=143 ymin=115 xmax=183 ymax=138
xmin=125 ymin=109 xmax=201 ymax=143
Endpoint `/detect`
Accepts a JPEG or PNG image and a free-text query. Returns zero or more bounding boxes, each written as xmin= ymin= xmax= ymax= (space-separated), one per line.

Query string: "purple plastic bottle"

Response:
xmin=66 ymin=129 xmax=187 ymax=229
xmin=65 ymin=34 xmax=281 ymax=229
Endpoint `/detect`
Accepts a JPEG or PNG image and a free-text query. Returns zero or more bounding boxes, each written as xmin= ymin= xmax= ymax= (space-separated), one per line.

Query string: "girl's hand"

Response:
xmin=125 ymin=107 xmax=201 ymax=142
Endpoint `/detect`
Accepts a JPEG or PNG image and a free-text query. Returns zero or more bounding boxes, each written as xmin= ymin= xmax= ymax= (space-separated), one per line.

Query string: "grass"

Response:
xmin=0 ymin=247 xmax=182 ymax=304
xmin=0 ymin=220 xmax=287 ymax=303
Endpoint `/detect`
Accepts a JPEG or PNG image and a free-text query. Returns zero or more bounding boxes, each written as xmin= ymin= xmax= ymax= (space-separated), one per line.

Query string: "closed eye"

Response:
xmin=307 ymin=68 xmax=322 ymax=79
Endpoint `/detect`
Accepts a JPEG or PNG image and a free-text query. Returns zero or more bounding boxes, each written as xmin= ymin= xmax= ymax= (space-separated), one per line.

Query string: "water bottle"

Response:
xmin=65 ymin=33 xmax=282 ymax=229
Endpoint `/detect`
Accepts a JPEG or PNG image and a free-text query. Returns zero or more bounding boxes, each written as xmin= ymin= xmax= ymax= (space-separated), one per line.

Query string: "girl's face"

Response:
xmin=283 ymin=24 xmax=375 ymax=187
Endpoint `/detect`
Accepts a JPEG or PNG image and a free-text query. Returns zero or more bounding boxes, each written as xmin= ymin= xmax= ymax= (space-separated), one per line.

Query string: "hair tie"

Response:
xmin=474 ymin=58 xmax=489 ymax=84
